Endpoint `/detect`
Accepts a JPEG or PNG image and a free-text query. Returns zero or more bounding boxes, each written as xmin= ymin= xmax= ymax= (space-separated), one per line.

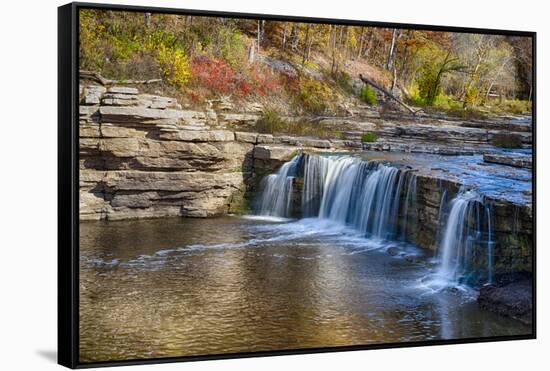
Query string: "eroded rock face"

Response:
xmin=79 ymin=84 xmax=353 ymax=220
xmin=79 ymin=85 xmax=255 ymax=220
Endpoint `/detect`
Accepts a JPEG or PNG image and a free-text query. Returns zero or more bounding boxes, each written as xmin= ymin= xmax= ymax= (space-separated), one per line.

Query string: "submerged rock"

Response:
xmin=387 ymin=246 xmax=400 ymax=256
xmin=477 ymin=279 xmax=533 ymax=324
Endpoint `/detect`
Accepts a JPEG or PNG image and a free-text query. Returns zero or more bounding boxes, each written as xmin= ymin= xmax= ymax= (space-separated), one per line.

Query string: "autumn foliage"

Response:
xmin=79 ymin=9 xmax=532 ymax=115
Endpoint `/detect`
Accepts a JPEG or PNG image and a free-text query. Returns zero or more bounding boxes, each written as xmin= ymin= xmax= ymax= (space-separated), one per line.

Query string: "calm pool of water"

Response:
xmin=79 ymin=216 xmax=530 ymax=362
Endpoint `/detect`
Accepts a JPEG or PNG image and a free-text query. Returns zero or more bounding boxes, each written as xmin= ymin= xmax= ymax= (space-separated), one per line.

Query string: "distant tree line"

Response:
xmin=80 ymin=10 xmax=532 ymax=113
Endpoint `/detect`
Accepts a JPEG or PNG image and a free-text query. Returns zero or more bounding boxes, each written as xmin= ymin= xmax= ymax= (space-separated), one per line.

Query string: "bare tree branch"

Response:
xmin=79 ymin=70 xmax=162 ymax=86
xmin=359 ymin=73 xmax=422 ymax=115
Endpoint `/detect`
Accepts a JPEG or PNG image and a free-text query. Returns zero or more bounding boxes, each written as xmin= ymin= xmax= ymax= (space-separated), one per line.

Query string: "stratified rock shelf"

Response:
xmin=79 ymin=84 xmax=339 ymax=220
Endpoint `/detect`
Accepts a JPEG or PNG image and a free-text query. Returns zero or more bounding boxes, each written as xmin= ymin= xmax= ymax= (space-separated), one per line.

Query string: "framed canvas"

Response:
xmin=58 ymin=2 xmax=536 ymax=368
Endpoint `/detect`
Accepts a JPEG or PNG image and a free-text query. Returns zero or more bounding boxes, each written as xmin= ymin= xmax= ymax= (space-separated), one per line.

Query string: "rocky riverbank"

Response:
xmin=79 ymin=84 xmax=532 ymax=264
xmin=79 ymin=83 xmax=533 ymax=322
xmin=79 ymin=83 xmax=356 ymax=220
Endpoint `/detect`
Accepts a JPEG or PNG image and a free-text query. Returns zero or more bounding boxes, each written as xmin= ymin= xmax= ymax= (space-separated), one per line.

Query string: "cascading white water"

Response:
xmin=257 ymin=153 xmax=495 ymax=287
xmin=303 ymin=155 xmax=416 ymax=240
xmin=485 ymin=206 xmax=494 ymax=284
xmin=437 ymin=189 xmax=494 ymax=285
xmin=301 ymin=154 xmax=329 ymax=217
xmin=258 ymin=154 xmax=416 ymax=240
xmin=256 ymin=155 xmax=301 ymax=218
xmin=401 ymin=172 xmax=417 ymax=241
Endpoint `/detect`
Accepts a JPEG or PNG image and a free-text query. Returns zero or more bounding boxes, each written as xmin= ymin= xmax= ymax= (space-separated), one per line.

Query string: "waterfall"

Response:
xmin=256 ymin=153 xmax=496 ymax=287
xmin=486 ymin=206 xmax=494 ymax=284
xmin=256 ymin=155 xmax=301 ymax=218
xmin=401 ymin=172 xmax=417 ymax=241
xmin=300 ymin=155 xmax=416 ymax=240
xmin=301 ymin=154 xmax=329 ymax=217
xmin=258 ymin=154 xmax=417 ymax=239
xmin=437 ymin=189 xmax=494 ymax=285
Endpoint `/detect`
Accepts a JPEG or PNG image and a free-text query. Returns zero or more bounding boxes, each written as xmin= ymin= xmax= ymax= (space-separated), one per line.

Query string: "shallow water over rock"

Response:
xmin=80 ymin=217 xmax=530 ymax=362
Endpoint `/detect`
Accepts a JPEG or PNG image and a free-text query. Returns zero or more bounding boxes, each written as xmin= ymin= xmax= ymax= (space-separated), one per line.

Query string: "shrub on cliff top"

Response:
xmin=156 ymin=45 xmax=191 ymax=88
xmin=361 ymin=132 xmax=378 ymax=143
xmin=255 ymin=109 xmax=288 ymax=134
xmin=254 ymin=110 xmax=343 ymax=139
xmin=360 ymin=85 xmax=377 ymax=106
xmin=190 ymin=56 xmax=251 ymax=97
xmin=293 ymin=78 xmax=334 ymax=114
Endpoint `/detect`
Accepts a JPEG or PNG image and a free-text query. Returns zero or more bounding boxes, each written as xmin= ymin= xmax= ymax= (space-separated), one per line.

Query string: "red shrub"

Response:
xmin=248 ymin=66 xmax=284 ymax=96
xmin=190 ymin=56 xmax=251 ymax=97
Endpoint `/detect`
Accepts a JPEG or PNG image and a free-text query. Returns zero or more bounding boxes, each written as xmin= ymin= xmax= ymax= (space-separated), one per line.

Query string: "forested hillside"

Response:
xmin=80 ymin=9 xmax=532 ymax=118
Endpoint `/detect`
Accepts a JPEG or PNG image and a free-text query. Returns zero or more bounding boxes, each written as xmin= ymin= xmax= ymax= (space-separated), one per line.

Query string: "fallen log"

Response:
xmin=359 ymin=73 xmax=421 ymax=115
xmin=79 ymin=70 xmax=162 ymax=85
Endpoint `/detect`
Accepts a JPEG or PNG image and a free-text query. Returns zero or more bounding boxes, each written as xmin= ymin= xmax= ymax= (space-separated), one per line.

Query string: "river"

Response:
xmin=79 ymin=214 xmax=530 ymax=362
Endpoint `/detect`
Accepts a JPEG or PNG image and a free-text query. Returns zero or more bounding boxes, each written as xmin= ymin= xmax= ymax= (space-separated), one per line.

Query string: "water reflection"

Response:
xmin=80 ymin=217 xmax=530 ymax=363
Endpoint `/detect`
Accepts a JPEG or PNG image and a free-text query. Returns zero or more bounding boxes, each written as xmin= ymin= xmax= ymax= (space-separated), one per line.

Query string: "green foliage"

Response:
xmin=463 ymin=85 xmax=479 ymax=107
xmin=255 ymin=109 xmax=343 ymax=139
xmin=431 ymin=94 xmax=462 ymax=110
xmin=215 ymin=27 xmax=247 ymax=68
xmin=294 ymin=78 xmax=334 ymax=114
xmin=79 ymin=10 xmax=107 ymax=72
xmin=406 ymin=84 xmax=425 ymax=106
xmin=360 ymin=85 xmax=377 ymax=106
xmin=417 ymin=65 xmax=441 ymax=106
xmin=445 ymin=107 xmax=487 ymax=120
xmin=255 ymin=109 xmax=289 ymax=134
xmin=333 ymin=71 xmax=353 ymax=94
xmin=361 ymin=132 xmax=378 ymax=143
xmin=493 ymin=100 xmax=532 ymax=114
xmin=492 ymin=133 xmax=523 ymax=148
xmin=79 ymin=10 xmax=531 ymax=116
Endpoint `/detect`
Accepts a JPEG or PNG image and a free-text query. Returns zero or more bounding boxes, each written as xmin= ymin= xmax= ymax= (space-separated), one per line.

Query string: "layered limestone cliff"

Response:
xmin=79 ymin=84 xmax=347 ymax=220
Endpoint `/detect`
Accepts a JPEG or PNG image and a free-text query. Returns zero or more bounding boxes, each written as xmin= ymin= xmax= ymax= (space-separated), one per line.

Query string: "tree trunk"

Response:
xmin=281 ymin=22 xmax=288 ymax=50
xmin=386 ymin=29 xmax=398 ymax=70
xmin=257 ymin=20 xmax=262 ymax=54
xmin=363 ymin=30 xmax=374 ymax=60
xmin=359 ymin=73 xmax=419 ymax=115
xmin=302 ymin=25 xmax=311 ymax=66
xmin=357 ymin=28 xmax=365 ymax=59
xmin=290 ymin=24 xmax=298 ymax=50
xmin=248 ymin=41 xmax=255 ymax=63
xmin=80 ymin=70 xmax=162 ymax=85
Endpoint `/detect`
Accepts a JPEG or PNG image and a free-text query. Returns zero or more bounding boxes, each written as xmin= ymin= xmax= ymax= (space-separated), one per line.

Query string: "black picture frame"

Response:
xmin=58 ymin=2 xmax=537 ymax=368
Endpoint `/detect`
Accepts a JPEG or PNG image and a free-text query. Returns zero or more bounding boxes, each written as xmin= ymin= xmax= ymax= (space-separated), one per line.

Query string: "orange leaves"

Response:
xmin=190 ymin=56 xmax=284 ymax=98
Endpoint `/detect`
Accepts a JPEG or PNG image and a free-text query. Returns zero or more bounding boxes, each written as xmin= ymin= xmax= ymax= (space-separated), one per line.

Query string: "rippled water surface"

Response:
xmin=80 ymin=217 xmax=530 ymax=363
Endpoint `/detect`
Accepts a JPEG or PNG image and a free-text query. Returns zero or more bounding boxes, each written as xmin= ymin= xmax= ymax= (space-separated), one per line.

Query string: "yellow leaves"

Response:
xmin=156 ymin=44 xmax=191 ymax=88
xmin=294 ymin=78 xmax=335 ymax=114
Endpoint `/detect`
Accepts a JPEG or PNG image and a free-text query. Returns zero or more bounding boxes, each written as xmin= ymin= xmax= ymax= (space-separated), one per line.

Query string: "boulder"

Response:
xmin=257 ymin=134 xmax=274 ymax=144
xmin=219 ymin=113 xmax=260 ymax=125
xmin=478 ymin=279 xmax=533 ymax=324
xmin=82 ymin=85 xmax=106 ymax=105
xmin=298 ymin=138 xmax=331 ymax=149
